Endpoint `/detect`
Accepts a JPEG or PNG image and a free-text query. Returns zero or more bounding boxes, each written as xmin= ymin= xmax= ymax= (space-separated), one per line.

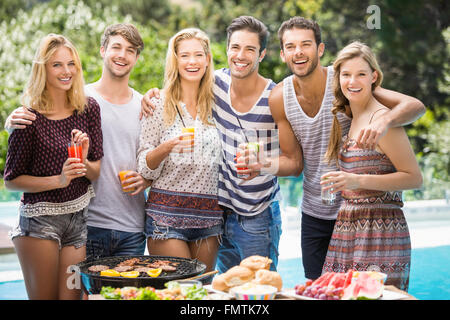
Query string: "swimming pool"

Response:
xmin=1 ymin=200 xmax=449 ymax=300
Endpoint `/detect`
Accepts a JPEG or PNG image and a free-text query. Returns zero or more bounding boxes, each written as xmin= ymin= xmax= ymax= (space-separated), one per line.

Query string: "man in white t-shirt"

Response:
xmin=5 ymin=24 xmax=151 ymax=260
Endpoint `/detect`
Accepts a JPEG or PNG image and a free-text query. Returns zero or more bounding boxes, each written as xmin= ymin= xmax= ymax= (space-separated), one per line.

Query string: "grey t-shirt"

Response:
xmin=85 ymin=84 xmax=146 ymax=232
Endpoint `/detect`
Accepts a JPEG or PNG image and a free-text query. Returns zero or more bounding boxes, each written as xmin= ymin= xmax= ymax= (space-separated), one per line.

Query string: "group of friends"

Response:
xmin=3 ymin=15 xmax=425 ymax=300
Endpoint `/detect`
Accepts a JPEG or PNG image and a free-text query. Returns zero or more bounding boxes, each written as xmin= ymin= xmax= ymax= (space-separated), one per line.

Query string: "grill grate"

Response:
xmin=76 ymin=255 xmax=207 ymax=293
xmin=81 ymin=255 xmax=199 ymax=278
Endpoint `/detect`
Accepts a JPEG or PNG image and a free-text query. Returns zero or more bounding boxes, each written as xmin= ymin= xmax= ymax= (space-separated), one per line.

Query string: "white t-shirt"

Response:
xmin=85 ymin=84 xmax=146 ymax=232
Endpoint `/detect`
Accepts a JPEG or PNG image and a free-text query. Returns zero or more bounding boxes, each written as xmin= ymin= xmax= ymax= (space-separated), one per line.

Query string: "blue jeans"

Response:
xmin=145 ymin=215 xmax=223 ymax=242
xmin=216 ymin=201 xmax=282 ymax=273
xmin=86 ymin=226 xmax=146 ymax=260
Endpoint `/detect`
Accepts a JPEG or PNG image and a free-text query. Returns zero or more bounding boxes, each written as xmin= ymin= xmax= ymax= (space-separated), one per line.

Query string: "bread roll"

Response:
xmin=222 ymin=266 xmax=254 ymax=287
xmin=240 ymin=255 xmax=272 ymax=271
xmin=253 ymin=269 xmax=283 ymax=291
xmin=211 ymin=273 xmax=230 ymax=292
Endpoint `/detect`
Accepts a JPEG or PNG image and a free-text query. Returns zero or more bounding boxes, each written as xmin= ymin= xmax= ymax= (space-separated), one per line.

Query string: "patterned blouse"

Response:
xmin=137 ymin=97 xmax=223 ymax=229
xmin=4 ymin=97 xmax=103 ymax=217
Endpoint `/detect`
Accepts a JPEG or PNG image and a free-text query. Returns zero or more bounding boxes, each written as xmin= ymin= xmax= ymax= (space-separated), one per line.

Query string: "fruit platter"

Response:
xmin=285 ymin=270 xmax=405 ymax=300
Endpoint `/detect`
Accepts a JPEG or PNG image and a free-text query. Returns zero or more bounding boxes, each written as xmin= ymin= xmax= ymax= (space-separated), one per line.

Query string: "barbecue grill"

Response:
xmin=76 ymin=255 xmax=207 ymax=294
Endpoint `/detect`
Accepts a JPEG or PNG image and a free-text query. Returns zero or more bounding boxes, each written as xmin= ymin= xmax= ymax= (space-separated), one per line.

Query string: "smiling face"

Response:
xmin=280 ymin=28 xmax=324 ymax=78
xmin=45 ymin=46 xmax=77 ymax=93
xmin=101 ymin=34 xmax=139 ymax=78
xmin=227 ymin=30 xmax=265 ymax=79
xmin=339 ymin=56 xmax=378 ymax=103
xmin=176 ymin=38 xmax=209 ymax=84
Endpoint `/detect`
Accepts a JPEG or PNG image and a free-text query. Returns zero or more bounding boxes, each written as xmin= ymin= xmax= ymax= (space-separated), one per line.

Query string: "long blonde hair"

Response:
xmin=21 ymin=33 xmax=86 ymax=113
xmin=325 ymin=41 xmax=384 ymax=164
xmin=163 ymin=28 xmax=215 ymax=126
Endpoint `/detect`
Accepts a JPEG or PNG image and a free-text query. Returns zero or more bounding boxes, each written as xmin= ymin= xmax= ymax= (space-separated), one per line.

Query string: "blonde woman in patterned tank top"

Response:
xmin=321 ymin=42 xmax=422 ymax=291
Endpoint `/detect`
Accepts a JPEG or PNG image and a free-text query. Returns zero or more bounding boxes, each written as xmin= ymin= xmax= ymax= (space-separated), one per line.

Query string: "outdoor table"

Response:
xmin=88 ymin=284 xmax=417 ymax=300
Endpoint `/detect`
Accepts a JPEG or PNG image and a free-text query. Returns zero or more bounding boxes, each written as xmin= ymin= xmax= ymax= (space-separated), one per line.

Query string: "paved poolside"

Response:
xmin=0 ymin=223 xmax=14 ymax=254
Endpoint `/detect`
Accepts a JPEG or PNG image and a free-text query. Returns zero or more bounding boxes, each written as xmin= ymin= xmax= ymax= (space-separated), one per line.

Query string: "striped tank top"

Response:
xmin=283 ymin=66 xmax=351 ymax=220
xmin=213 ymin=68 xmax=281 ymax=216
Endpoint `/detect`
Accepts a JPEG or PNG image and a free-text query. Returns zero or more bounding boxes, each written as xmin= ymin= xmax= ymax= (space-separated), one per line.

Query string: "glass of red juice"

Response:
xmin=68 ymin=142 xmax=82 ymax=162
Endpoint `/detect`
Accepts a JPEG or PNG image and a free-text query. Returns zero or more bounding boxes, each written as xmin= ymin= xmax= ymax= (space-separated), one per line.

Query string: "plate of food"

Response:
xmin=284 ymin=270 xmax=409 ymax=300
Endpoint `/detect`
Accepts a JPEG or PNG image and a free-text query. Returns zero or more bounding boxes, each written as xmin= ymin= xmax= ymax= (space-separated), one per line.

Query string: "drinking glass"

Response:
xmin=321 ymin=176 xmax=336 ymax=205
xmin=118 ymin=170 xmax=135 ymax=193
xmin=181 ymin=127 xmax=195 ymax=152
xmin=68 ymin=142 xmax=82 ymax=162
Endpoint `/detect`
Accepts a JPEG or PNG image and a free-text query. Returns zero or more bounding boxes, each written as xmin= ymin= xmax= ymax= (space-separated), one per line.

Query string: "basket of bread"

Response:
xmin=211 ymin=255 xmax=283 ymax=300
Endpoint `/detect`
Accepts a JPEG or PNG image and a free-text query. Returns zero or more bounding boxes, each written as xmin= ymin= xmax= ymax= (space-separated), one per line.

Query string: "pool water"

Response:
xmin=0 ymin=280 xmax=25 ymax=300
xmin=1 ymin=245 xmax=449 ymax=300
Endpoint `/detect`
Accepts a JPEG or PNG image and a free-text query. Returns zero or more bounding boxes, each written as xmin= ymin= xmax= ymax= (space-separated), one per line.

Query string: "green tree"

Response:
xmin=0 ymin=0 xmax=168 ymax=183
xmin=81 ymin=0 xmax=172 ymax=26
xmin=1 ymin=0 xmax=448 ymax=201
xmin=0 ymin=0 xmax=168 ymax=128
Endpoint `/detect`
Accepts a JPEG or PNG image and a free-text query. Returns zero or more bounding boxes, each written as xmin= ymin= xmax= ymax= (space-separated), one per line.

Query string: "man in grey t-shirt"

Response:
xmin=5 ymin=24 xmax=151 ymax=259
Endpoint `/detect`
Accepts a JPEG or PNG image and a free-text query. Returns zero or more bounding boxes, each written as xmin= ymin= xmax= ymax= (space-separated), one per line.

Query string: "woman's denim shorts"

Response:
xmin=145 ymin=215 xmax=223 ymax=242
xmin=9 ymin=208 xmax=88 ymax=249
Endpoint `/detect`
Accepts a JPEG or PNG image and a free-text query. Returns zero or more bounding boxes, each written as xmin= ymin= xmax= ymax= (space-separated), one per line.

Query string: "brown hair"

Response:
xmin=324 ymin=41 xmax=384 ymax=164
xmin=277 ymin=16 xmax=322 ymax=49
xmin=101 ymin=23 xmax=144 ymax=55
xmin=226 ymin=16 xmax=269 ymax=53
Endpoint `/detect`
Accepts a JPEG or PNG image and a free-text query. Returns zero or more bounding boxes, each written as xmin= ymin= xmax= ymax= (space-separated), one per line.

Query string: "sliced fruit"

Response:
xmin=343 ymin=269 xmax=354 ymax=288
xmin=342 ymin=272 xmax=383 ymax=300
xmin=312 ymin=272 xmax=334 ymax=287
xmin=311 ymin=273 xmax=328 ymax=286
xmin=147 ymin=268 xmax=162 ymax=278
xmin=100 ymin=269 xmax=120 ymax=277
xmin=247 ymin=142 xmax=260 ymax=152
xmin=355 ymin=273 xmax=384 ymax=300
xmin=120 ymin=271 xmax=140 ymax=278
xmin=321 ymin=272 xmax=336 ymax=287
xmin=328 ymin=272 xmax=346 ymax=289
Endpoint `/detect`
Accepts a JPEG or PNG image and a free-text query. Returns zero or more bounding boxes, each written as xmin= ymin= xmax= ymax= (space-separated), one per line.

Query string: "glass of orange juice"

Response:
xmin=118 ymin=170 xmax=135 ymax=193
xmin=181 ymin=127 xmax=195 ymax=152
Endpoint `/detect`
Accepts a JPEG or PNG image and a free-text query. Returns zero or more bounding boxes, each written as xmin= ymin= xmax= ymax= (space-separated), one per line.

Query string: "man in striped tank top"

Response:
xmin=249 ymin=17 xmax=425 ymax=280
xmin=213 ymin=16 xmax=282 ymax=273
xmin=140 ymin=16 xmax=282 ymax=273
